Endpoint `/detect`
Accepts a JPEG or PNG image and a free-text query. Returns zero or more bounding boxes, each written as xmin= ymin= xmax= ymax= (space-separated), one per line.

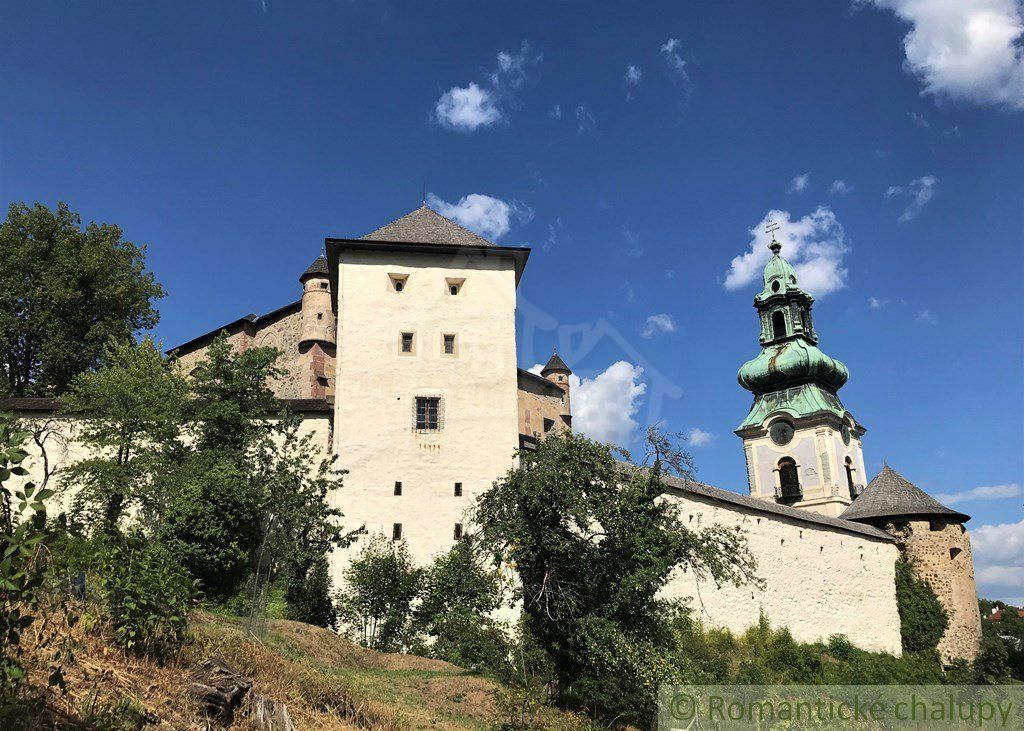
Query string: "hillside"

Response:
xmin=12 ymin=611 xmax=593 ymax=731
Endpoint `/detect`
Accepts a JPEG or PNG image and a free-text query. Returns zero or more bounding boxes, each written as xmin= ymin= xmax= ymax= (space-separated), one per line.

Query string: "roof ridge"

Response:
xmin=361 ymin=204 xmax=495 ymax=247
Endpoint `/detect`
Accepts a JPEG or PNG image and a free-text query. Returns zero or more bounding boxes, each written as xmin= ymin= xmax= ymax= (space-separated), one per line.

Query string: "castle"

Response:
xmin=3 ymin=204 xmax=981 ymax=661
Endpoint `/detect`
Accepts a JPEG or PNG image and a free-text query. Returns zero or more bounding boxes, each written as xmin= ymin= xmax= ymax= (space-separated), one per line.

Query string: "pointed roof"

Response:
xmin=300 ymin=254 xmax=330 ymax=281
xmin=840 ymin=465 xmax=970 ymax=524
xmin=361 ymin=204 xmax=495 ymax=247
xmin=540 ymin=349 xmax=571 ymax=375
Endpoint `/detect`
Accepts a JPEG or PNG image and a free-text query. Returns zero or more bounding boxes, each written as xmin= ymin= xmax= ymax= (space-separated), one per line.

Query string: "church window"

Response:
xmin=777 ymin=457 xmax=801 ymax=503
xmin=394 ymin=481 xmax=402 ymax=496
xmin=454 ymin=482 xmax=462 ymax=496
xmin=443 ymin=333 xmax=457 ymax=355
xmin=401 ymin=332 xmax=414 ymax=353
xmin=415 ymin=396 xmax=441 ymax=431
xmin=454 ymin=523 xmax=463 ymax=540
xmin=392 ymin=523 xmax=403 ymax=541
xmin=771 ymin=311 xmax=787 ymax=339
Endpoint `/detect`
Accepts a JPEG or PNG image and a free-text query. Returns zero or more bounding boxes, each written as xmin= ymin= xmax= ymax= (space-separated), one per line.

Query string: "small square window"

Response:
xmin=543 ymin=418 xmax=555 ymax=433
xmin=319 ymin=282 xmax=328 ymax=289
xmin=443 ymin=333 xmax=457 ymax=355
xmin=389 ymin=274 xmax=408 ymax=292
xmin=453 ymin=523 xmax=463 ymax=540
xmin=454 ymin=482 xmax=463 ymax=497
xmin=392 ymin=523 xmax=403 ymax=541
xmin=394 ymin=481 xmax=402 ymax=496
xmin=317 ymin=313 xmax=323 ymax=320
xmin=415 ymin=397 xmax=441 ymax=431
xmin=401 ymin=332 xmax=414 ymax=354
xmin=446 ymin=277 xmax=465 ymax=296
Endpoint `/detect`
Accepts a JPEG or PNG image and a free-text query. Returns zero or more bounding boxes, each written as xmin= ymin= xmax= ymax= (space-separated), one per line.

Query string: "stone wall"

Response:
xmin=173 ymin=306 xmax=331 ymax=400
xmin=892 ymin=519 xmax=982 ymax=661
xmin=661 ymin=486 xmax=904 ymax=654
xmin=517 ymin=371 xmax=567 ymax=443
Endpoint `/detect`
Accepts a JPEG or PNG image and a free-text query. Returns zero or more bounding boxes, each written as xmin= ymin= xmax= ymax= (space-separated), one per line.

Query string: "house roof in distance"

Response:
xmin=840 ymin=465 xmax=970 ymax=523
xmin=361 ymin=203 xmax=495 ymax=248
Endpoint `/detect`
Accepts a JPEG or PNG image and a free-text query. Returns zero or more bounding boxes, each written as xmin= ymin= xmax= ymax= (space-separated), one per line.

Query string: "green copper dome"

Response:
xmin=736 ymin=237 xmax=855 ymax=431
xmin=738 ymin=337 xmax=848 ymax=394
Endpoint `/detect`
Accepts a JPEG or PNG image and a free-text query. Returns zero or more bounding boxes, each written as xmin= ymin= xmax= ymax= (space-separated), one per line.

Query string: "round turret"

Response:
xmin=299 ymin=255 xmax=336 ymax=347
xmin=540 ymin=349 xmax=572 ymax=427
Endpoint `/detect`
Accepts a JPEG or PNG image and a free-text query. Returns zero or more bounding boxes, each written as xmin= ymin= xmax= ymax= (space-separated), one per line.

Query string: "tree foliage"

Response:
xmin=61 ymin=337 xmax=188 ymax=532
xmin=472 ymin=428 xmax=760 ymax=723
xmin=0 ymin=202 xmax=163 ymax=397
xmin=337 ymin=535 xmax=423 ymax=651
xmin=894 ymin=559 xmax=948 ymax=655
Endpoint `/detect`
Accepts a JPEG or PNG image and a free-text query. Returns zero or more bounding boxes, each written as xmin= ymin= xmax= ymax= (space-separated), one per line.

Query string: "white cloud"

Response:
xmin=935 ymin=483 xmax=1022 ymax=505
xmin=425 ymin=193 xmax=532 ymax=240
xmin=916 ymin=308 xmax=937 ymax=323
xmin=908 ymin=110 xmax=931 ymax=128
xmin=575 ymin=104 xmax=598 ymax=135
xmin=640 ymin=314 xmax=677 ymax=338
xmin=723 ymin=207 xmax=850 ymax=297
xmin=972 ymin=519 xmax=1024 ymax=600
xmin=434 ymin=41 xmax=542 ymax=132
xmin=548 ymin=104 xmax=562 ymax=120
xmin=788 ymin=172 xmax=811 ymax=193
xmin=660 ymin=38 xmax=689 ymax=78
xmin=623 ymin=225 xmax=643 ymax=257
xmin=434 ymin=83 xmax=502 ymax=132
xmin=887 ymin=175 xmax=938 ymax=222
xmin=687 ymin=427 xmax=714 ymax=447
xmin=868 ymin=296 xmax=889 ymax=308
xmin=864 ymin=0 xmax=1024 ymax=109
xmin=570 ymin=361 xmax=647 ymax=444
xmin=830 ymin=179 xmax=853 ymax=195
xmin=625 ymin=64 xmax=643 ymax=86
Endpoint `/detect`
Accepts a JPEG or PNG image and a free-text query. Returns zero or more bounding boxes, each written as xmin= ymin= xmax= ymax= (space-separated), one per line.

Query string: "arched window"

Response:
xmin=778 ymin=457 xmax=801 ymax=503
xmin=845 ymin=456 xmax=857 ymax=498
xmin=771 ymin=311 xmax=787 ymax=340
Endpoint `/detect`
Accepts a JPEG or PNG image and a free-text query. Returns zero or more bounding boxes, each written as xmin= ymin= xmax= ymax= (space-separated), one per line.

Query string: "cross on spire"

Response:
xmin=765 ymin=219 xmax=782 ymax=255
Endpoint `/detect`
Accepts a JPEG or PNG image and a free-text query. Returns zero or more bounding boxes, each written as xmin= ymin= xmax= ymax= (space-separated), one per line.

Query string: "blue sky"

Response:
xmin=2 ymin=1 xmax=1022 ymax=600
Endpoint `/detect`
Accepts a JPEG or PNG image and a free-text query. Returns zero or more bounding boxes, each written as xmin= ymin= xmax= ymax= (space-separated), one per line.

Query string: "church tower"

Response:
xmin=735 ymin=236 xmax=867 ymax=518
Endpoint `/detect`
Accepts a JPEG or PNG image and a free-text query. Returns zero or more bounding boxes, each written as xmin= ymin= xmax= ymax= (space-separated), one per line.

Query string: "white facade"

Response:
xmin=329 ymin=246 xmax=521 ymax=584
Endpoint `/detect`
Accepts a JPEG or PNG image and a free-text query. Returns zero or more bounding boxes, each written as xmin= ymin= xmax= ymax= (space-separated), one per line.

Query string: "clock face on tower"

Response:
xmin=769 ymin=420 xmax=795 ymax=445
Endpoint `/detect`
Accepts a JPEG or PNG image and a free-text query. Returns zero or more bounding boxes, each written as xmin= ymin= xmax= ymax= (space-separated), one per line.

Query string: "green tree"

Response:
xmin=472 ymin=428 xmax=760 ymax=724
xmin=255 ymin=412 xmax=361 ymax=626
xmin=894 ymin=559 xmax=948 ymax=655
xmin=61 ymin=338 xmax=188 ymax=533
xmin=337 ymin=535 xmax=423 ymax=651
xmin=0 ymin=202 xmax=163 ymax=397
xmin=414 ymin=539 xmax=509 ymax=671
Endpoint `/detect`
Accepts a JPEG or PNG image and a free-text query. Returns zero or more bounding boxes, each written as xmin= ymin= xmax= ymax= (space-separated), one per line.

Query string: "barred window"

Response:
xmin=454 ymin=482 xmax=462 ymax=497
xmin=443 ymin=333 xmax=456 ymax=355
xmin=401 ymin=332 xmax=414 ymax=353
xmin=415 ymin=396 xmax=441 ymax=431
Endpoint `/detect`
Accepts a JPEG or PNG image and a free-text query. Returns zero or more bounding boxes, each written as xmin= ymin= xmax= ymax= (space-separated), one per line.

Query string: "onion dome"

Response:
xmin=841 ymin=465 xmax=969 ymax=524
xmin=738 ymin=338 xmax=849 ymax=394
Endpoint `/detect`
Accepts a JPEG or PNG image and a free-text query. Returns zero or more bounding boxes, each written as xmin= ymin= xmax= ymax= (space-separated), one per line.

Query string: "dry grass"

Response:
xmin=5 ymin=608 xmax=593 ymax=731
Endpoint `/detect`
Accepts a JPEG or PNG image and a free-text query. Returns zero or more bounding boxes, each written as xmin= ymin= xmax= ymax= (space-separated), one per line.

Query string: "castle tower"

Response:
xmin=540 ymin=349 xmax=572 ymax=427
xmin=841 ymin=466 xmax=982 ymax=661
xmin=299 ymin=254 xmax=337 ymax=399
xmin=735 ymin=237 xmax=867 ymax=518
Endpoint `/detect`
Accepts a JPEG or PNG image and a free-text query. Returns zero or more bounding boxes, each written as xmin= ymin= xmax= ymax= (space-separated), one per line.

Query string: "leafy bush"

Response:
xmin=336 ymin=535 xmax=422 ymax=651
xmin=894 ymin=559 xmax=948 ymax=655
xmin=95 ymin=535 xmax=197 ymax=655
xmin=284 ymin=556 xmax=337 ymax=629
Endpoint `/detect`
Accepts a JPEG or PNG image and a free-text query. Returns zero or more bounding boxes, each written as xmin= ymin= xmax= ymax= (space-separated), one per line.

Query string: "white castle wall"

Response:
xmin=662 ymin=486 xmax=903 ymax=654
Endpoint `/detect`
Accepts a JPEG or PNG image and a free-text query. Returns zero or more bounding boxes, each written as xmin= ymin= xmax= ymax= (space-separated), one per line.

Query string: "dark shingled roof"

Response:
xmin=300 ymin=254 xmax=330 ymax=280
xmin=661 ymin=473 xmax=893 ymax=541
xmin=361 ymin=204 xmax=495 ymax=247
xmin=840 ymin=465 xmax=970 ymax=524
xmin=541 ymin=350 xmax=571 ymax=375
